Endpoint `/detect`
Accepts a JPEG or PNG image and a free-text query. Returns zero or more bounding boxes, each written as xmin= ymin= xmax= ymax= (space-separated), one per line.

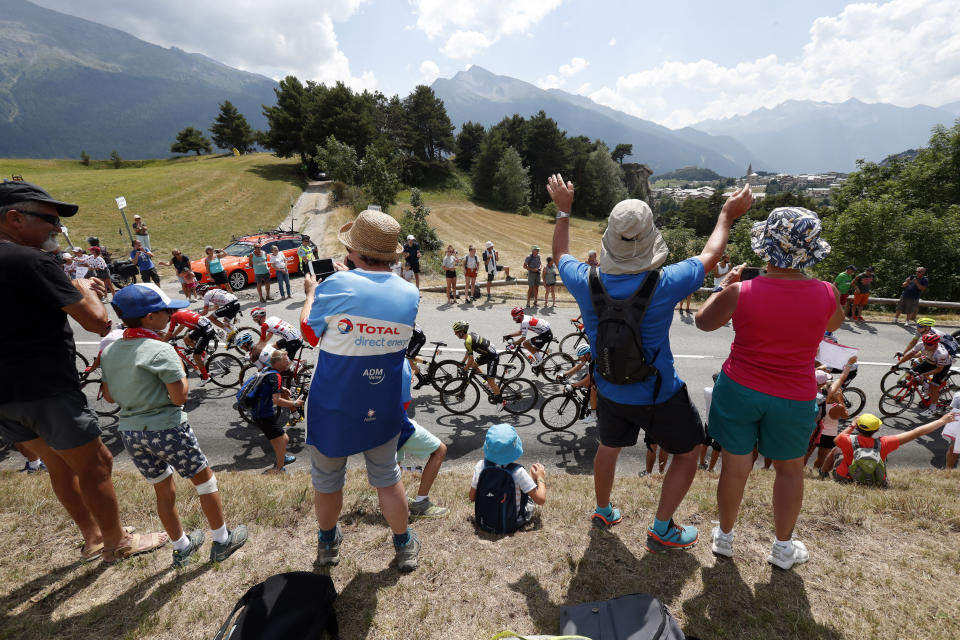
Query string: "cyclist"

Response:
xmin=893 ymin=331 xmax=953 ymax=417
xmin=899 ymin=317 xmax=960 ymax=360
xmin=504 ymin=307 xmax=552 ymax=365
xmin=406 ymin=325 xmax=428 ymax=389
xmin=452 ymin=320 xmax=502 ymax=402
xmin=234 ymin=333 xmax=275 ymax=372
xmin=165 ymin=308 xmax=216 ymax=384
xmin=199 ymin=287 xmax=241 ymax=342
xmin=558 ymin=344 xmax=597 ymax=424
xmin=251 ymin=307 xmax=303 ymax=359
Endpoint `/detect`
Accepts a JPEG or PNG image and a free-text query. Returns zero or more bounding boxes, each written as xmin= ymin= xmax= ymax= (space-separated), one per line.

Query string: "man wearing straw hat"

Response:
xmin=547 ymin=173 xmax=753 ymax=553
xmin=299 ymin=208 xmax=422 ymax=571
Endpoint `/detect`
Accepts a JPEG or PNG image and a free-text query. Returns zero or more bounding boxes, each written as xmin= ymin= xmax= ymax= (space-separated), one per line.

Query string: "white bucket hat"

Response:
xmin=598 ymin=199 xmax=668 ymax=275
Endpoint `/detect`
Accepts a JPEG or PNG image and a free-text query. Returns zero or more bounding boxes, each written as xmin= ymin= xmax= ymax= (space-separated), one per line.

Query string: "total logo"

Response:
xmin=337 ymin=318 xmax=354 ymax=334
xmin=363 ymin=368 xmax=385 ymax=385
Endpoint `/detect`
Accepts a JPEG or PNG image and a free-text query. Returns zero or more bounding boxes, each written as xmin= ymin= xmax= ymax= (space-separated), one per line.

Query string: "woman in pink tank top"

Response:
xmin=695 ymin=207 xmax=844 ymax=570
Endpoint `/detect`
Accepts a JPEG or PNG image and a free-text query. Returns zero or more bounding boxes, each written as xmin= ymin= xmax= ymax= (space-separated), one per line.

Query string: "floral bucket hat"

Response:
xmin=750 ymin=207 xmax=831 ymax=269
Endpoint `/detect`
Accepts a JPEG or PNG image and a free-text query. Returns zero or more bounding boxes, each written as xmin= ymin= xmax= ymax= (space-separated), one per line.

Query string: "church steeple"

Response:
xmin=746 ymin=163 xmax=753 ymax=177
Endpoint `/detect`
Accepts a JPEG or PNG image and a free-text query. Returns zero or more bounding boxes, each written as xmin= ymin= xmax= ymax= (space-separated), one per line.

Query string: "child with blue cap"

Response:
xmin=470 ymin=424 xmax=546 ymax=531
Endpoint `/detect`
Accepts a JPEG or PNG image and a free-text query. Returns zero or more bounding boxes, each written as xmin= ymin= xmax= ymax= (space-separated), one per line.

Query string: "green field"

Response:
xmin=0 ymin=153 xmax=304 ymax=259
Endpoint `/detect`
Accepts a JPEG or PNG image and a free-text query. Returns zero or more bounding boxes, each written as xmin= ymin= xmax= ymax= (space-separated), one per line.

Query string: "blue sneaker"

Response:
xmin=590 ymin=504 xmax=623 ymax=528
xmin=645 ymin=520 xmax=698 ymax=552
xmin=284 ymin=454 xmax=296 ymax=465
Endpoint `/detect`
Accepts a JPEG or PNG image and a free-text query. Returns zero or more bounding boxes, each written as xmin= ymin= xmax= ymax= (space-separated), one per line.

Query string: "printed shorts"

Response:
xmin=121 ymin=422 xmax=208 ymax=483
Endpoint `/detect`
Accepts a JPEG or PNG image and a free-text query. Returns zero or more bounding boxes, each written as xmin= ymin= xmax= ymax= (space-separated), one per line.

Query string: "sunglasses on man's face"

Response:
xmin=20 ymin=210 xmax=61 ymax=228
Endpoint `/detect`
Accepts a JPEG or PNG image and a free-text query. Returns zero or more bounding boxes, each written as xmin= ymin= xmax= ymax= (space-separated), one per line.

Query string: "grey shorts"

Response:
xmin=255 ymin=272 xmax=270 ymax=286
xmin=120 ymin=422 xmax=208 ymax=483
xmin=527 ymin=272 xmax=541 ymax=287
xmin=308 ymin=435 xmax=401 ymax=493
xmin=0 ymin=389 xmax=101 ymax=450
xmin=896 ymin=297 xmax=920 ymax=315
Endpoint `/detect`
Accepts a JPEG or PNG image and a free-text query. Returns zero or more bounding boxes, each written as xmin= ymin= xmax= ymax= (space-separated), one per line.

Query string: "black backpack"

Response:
xmin=561 ymin=593 xmax=694 ymax=639
xmin=588 ymin=266 xmax=661 ymax=387
xmin=214 ymin=572 xmax=338 ymax=640
xmin=475 ymin=460 xmax=530 ymax=534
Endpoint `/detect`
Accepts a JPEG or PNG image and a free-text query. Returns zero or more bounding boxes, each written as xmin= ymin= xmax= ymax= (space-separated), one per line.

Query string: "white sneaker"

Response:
xmin=580 ymin=414 xmax=596 ymax=425
xmin=199 ymin=377 xmax=210 ymax=387
xmin=711 ymin=526 xmax=733 ymax=558
xmin=767 ymin=539 xmax=809 ymax=570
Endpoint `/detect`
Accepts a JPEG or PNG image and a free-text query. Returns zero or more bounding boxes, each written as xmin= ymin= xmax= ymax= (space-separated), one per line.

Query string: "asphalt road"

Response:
xmin=5 ymin=278 xmax=955 ymax=476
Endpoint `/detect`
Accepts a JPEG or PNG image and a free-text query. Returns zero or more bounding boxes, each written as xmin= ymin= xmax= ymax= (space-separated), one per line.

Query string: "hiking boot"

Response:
xmin=638 ymin=470 xmax=649 ymax=478
xmin=395 ymin=530 xmax=421 ymax=571
xmin=284 ymin=454 xmax=296 ymax=465
xmin=710 ymin=526 xmax=733 ymax=558
xmin=645 ymin=520 xmax=698 ymax=552
xmin=209 ymin=525 xmax=248 ymax=563
xmin=505 ymin=276 xmax=516 ymax=282
xmin=172 ymin=529 xmax=205 ymax=568
xmin=316 ymin=525 xmax=343 ymax=567
xmin=767 ymin=539 xmax=809 ymax=570
xmin=591 ymin=505 xmax=623 ymax=528
xmin=698 ymin=463 xmax=708 ymax=471
xmin=408 ymin=498 xmax=449 ymax=518
xmin=20 ymin=460 xmax=46 ymax=474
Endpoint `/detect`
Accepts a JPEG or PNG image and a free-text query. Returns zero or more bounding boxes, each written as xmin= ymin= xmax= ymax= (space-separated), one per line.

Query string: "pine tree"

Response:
xmin=210 ymin=100 xmax=257 ymax=153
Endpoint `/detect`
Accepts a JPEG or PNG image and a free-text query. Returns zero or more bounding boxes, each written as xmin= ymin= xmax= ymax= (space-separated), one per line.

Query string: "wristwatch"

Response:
xmin=556 ymin=211 xmax=570 ymax=219
xmin=712 ymin=285 xmax=724 ymax=293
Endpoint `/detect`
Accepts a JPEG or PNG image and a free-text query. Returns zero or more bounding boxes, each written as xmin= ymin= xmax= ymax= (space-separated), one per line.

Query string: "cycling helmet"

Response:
xmin=922 ymin=332 xmax=941 ymax=347
xmin=452 ymin=320 xmax=469 ymax=333
xmin=917 ymin=317 xmax=936 ymax=327
xmin=251 ymin=307 xmax=267 ymax=319
xmin=576 ymin=345 xmax=591 ymax=358
xmin=235 ymin=333 xmax=254 ymax=348
xmin=86 ymin=236 xmax=100 ymax=246
xmin=510 ymin=306 xmax=524 ymax=321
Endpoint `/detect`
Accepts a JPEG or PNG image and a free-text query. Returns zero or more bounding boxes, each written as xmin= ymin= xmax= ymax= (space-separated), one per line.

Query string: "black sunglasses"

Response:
xmin=20 ymin=210 xmax=62 ymax=228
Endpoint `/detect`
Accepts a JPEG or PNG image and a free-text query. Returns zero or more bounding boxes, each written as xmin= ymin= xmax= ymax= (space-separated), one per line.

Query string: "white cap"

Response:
xmin=407 ymin=235 xmax=415 ymax=240
xmin=485 ymin=241 xmax=494 ymax=248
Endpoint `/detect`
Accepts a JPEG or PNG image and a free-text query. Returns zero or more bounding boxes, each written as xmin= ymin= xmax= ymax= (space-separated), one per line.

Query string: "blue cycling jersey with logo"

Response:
xmin=305 ymin=269 xmax=419 ymax=456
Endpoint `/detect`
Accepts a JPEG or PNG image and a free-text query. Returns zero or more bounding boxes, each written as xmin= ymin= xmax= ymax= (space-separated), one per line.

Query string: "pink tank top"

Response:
xmin=722 ymin=276 xmax=836 ymax=401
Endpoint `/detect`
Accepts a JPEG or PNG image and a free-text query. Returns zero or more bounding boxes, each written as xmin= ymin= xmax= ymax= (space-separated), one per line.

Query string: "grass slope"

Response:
xmin=0 ymin=153 xmax=304 ymax=259
xmin=1 ymin=468 xmax=958 ymax=639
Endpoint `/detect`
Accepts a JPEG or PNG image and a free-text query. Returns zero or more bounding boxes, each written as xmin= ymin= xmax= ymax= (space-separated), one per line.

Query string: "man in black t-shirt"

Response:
xmin=403 ymin=235 xmax=422 ymax=289
xmin=0 ymin=181 xmax=167 ymax=562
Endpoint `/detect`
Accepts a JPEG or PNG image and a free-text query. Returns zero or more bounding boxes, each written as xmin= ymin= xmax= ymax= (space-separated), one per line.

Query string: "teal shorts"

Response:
xmin=708 ymin=371 xmax=817 ymax=460
xmin=397 ymin=421 xmax=442 ymax=462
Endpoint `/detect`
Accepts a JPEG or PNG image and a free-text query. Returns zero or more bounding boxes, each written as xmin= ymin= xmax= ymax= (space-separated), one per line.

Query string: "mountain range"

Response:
xmin=0 ymin=0 xmax=276 ymax=159
xmin=1 ymin=1 xmax=958 ymax=174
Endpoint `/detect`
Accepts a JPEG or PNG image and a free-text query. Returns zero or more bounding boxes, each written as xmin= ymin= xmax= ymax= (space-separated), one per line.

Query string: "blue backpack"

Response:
xmin=236 ymin=369 xmax=280 ymax=409
xmin=475 ymin=460 xmax=530 ymax=534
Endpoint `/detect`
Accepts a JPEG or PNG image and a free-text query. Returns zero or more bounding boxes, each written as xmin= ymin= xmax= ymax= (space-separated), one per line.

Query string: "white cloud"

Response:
xmin=31 ymin=0 xmax=377 ymax=90
xmin=609 ymin=37 xmax=616 ymax=47
xmin=412 ymin=0 xmax=563 ymax=58
xmin=419 ymin=60 xmax=441 ymax=84
xmin=588 ymin=0 xmax=960 ymax=127
xmin=537 ymin=56 xmax=588 ymax=89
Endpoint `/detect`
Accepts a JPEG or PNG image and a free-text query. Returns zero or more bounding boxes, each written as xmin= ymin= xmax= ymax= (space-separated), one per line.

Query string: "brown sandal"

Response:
xmin=102 ymin=531 xmax=169 ymax=564
xmin=79 ymin=525 xmax=137 ymax=563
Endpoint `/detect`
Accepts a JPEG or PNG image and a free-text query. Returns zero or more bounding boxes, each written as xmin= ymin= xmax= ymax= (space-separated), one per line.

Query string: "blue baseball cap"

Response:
xmin=484 ymin=423 xmax=523 ymax=465
xmin=112 ymin=283 xmax=189 ymax=318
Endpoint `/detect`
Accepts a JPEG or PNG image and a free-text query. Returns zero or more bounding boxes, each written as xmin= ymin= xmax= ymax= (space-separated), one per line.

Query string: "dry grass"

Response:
xmin=0 ymin=154 xmax=304 ymax=261
xmin=2 ymin=467 xmax=959 ymax=639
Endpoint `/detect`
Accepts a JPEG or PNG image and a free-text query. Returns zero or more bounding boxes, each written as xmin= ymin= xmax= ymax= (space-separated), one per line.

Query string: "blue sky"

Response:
xmin=33 ymin=0 xmax=960 ymax=128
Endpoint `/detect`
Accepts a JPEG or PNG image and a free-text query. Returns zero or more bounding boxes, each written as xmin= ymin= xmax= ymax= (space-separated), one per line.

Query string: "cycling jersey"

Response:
xmin=202 ymin=288 xmax=237 ymax=308
xmin=260 ymin=316 xmax=300 ymax=342
xmin=916 ymin=328 xmax=960 ymax=356
xmin=519 ymin=315 xmax=551 ymax=336
xmin=169 ymin=310 xmax=212 ymax=333
xmin=465 ymin=332 xmax=496 ymax=356
xmin=921 ymin=344 xmax=952 ymax=368
xmin=253 ymin=345 xmax=276 ymax=371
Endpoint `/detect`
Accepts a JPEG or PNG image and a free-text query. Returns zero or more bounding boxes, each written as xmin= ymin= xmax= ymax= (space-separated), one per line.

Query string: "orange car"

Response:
xmin=191 ymin=232 xmax=307 ymax=291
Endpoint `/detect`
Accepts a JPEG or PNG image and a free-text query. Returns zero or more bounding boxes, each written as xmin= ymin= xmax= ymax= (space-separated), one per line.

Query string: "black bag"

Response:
xmin=475 ymin=460 xmax=529 ymax=534
xmin=561 ymin=593 xmax=691 ymax=639
xmin=214 ymin=571 xmax=338 ymax=640
xmin=588 ymin=266 xmax=661 ymax=386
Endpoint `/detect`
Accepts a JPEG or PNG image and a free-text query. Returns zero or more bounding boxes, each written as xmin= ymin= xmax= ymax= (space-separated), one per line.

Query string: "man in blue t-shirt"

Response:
xmin=300 ymin=209 xmax=422 ymax=571
xmin=130 ymin=240 xmax=160 ymax=285
xmin=894 ymin=266 xmax=929 ymax=324
xmin=547 ymin=173 xmax=752 ymax=553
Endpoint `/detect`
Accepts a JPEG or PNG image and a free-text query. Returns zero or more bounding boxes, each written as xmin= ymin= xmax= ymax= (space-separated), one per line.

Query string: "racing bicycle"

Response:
xmin=499 ymin=337 xmax=574 ymax=382
xmin=410 ymin=341 xmax=463 ymax=392
xmin=169 ymin=337 xmax=244 ymax=387
xmin=878 ymin=369 xmax=954 ymax=417
xmin=558 ymin=317 xmax=589 ymax=355
xmin=439 ymin=366 xmax=538 ymax=415
xmin=539 ymin=385 xmax=593 ymax=431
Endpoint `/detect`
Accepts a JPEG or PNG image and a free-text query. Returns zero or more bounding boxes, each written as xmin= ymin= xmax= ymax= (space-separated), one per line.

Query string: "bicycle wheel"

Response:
xmin=539 ymin=392 xmax=581 ymax=431
xmin=946 ymin=370 xmax=960 ymax=392
xmin=937 ymin=385 xmax=954 ymax=413
xmin=293 ymin=364 xmax=314 ymax=389
xmin=880 ymin=368 xmax=910 ymax=394
xmin=878 ymin=385 xmax=915 ymax=417
xmin=841 ymin=386 xmax=866 ymax=417
xmin=440 ymin=377 xmax=481 ymax=415
xmin=559 ymin=332 xmax=588 ymax=355
xmin=499 ymin=350 xmax=526 ymax=380
xmin=430 ymin=359 xmax=463 ymax=392
xmin=501 ymin=378 xmax=538 ymax=414
xmin=207 ymin=353 xmax=244 ymax=388
xmin=539 ymin=352 xmax=575 ymax=382
xmin=81 ymin=380 xmax=119 ymax=416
